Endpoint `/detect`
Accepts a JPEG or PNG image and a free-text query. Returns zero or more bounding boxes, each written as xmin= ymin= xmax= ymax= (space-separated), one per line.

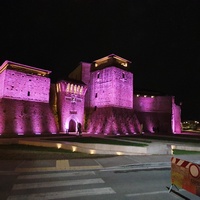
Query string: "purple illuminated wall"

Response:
xmin=86 ymin=107 xmax=141 ymax=134
xmin=0 ymin=99 xmax=57 ymax=135
xmin=134 ymin=95 xmax=181 ymax=133
xmin=172 ymin=98 xmax=182 ymax=133
xmin=89 ymin=67 xmax=133 ymax=108
xmin=0 ymin=54 xmax=182 ymax=136
xmin=4 ymin=69 xmax=50 ymax=102
xmin=85 ymin=59 xmax=140 ymax=134
xmin=0 ymin=67 xmax=58 ymax=135
xmin=0 ymin=70 xmax=5 ymax=98
xmin=55 ymin=80 xmax=87 ymax=133
xmin=68 ymin=54 xmax=182 ymax=135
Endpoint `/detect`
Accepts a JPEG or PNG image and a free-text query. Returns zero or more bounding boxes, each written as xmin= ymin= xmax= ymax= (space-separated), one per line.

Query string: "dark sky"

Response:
xmin=0 ymin=0 xmax=200 ymax=121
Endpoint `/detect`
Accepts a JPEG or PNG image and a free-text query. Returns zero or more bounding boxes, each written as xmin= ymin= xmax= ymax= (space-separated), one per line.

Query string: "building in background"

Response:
xmin=0 ymin=54 xmax=182 ymax=136
xmin=67 ymin=54 xmax=181 ymax=134
xmin=51 ymin=79 xmax=87 ymax=134
xmin=0 ymin=60 xmax=58 ymax=135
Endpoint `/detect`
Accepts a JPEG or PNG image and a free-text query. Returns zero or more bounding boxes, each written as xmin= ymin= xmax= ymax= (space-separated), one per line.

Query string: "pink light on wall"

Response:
xmin=4 ymin=70 xmax=51 ymax=103
xmin=56 ymin=80 xmax=87 ymax=133
xmin=0 ymin=99 xmax=58 ymax=135
xmin=89 ymin=67 xmax=133 ymax=109
xmin=86 ymin=107 xmax=140 ymax=135
xmin=13 ymin=101 xmax=25 ymax=135
xmin=172 ymin=97 xmax=181 ymax=133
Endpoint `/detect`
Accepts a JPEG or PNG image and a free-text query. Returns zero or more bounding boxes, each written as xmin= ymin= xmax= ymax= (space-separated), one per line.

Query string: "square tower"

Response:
xmin=55 ymin=79 xmax=87 ymax=133
xmin=89 ymin=54 xmax=133 ymax=109
xmin=86 ymin=54 xmax=140 ymax=135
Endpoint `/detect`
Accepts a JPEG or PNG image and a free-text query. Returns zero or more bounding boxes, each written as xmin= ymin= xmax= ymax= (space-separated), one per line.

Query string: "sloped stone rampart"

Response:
xmin=86 ymin=107 xmax=141 ymax=135
xmin=0 ymin=98 xmax=58 ymax=135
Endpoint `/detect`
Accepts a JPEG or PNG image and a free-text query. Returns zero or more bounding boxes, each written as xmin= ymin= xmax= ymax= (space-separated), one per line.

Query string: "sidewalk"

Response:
xmin=0 ymin=133 xmax=200 ymax=172
xmin=0 ymin=154 xmax=199 ymax=173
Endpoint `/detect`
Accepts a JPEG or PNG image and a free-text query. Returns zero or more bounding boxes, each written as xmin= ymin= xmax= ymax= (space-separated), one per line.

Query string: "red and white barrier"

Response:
xmin=170 ymin=157 xmax=200 ymax=197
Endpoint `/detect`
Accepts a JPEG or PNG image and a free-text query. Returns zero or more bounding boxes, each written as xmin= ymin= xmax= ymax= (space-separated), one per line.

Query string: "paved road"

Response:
xmin=1 ymin=133 xmax=200 ymax=199
xmin=1 ymin=154 xmax=200 ymax=200
xmin=2 ymin=167 xmax=200 ymax=200
xmin=0 ymin=154 xmax=200 ymax=172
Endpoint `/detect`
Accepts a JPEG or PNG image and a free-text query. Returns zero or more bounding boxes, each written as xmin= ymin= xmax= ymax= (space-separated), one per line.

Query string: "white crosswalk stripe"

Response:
xmin=13 ymin=178 xmax=104 ymax=190
xmin=7 ymin=187 xmax=115 ymax=200
xmin=7 ymin=171 xmax=116 ymax=200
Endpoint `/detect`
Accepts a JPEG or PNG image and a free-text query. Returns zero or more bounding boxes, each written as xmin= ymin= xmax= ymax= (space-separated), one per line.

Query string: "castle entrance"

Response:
xmin=68 ymin=119 xmax=76 ymax=132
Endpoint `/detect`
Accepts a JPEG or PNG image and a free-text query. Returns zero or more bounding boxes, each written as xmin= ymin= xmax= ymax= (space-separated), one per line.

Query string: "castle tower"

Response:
xmin=86 ymin=54 xmax=140 ymax=135
xmin=89 ymin=54 xmax=133 ymax=108
xmin=55 ymin=79 xmax=87 ymax=133
xmin=0 ymin=60 xmax=58 ymax=135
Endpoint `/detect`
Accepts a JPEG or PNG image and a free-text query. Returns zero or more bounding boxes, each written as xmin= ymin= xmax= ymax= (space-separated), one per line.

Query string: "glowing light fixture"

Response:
xmin=90 ymin=150 xmax=96 ymax=154
xmin=116 ymin=152 xmax=123 ymax=155
xmin=56 ymin=143 xmax=62 ymax=149
xmin=72 ymin=146 xmax=77 ymax=152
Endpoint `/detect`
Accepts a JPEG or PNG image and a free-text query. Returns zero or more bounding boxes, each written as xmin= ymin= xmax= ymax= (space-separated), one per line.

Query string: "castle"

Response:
xmin=0 ymin=54 xmax=181 ymax=136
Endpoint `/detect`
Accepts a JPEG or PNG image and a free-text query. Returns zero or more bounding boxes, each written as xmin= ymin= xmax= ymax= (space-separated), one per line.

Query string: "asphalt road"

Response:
xmin=1 ymin=168 xmax=200 ymax=200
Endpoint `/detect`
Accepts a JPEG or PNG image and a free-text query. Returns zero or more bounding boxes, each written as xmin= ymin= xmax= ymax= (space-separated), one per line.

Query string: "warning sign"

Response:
xmin=171 ymin=157 xmax=200 ymax=197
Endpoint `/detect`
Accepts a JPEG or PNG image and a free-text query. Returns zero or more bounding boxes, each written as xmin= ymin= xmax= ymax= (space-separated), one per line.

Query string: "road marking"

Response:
xmin=7 ymin=187 xmax=116 ymax=200
xmin=126 ymin=190 xmax=169 ymax=197
xmin=13 ymin=178 xmax=104 ymax=190
xmin=18 ymin=171 xmax=95 ymax=179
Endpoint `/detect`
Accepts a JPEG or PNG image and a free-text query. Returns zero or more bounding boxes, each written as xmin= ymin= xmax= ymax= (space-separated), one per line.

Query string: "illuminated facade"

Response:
xmin=53 ymin=79 xmax=87 ymax=133
xmin=0 ymin=54 xmax=182 ymax=136
xmin=67 ymin=54 xmax=182 ymax=134
xmin=0 ymin=60 xmax=58 ymax=135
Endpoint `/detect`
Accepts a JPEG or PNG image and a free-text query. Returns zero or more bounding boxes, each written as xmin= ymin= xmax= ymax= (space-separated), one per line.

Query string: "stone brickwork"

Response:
xmin=0 ymin=70 xmax=5 ymax=98
xmin=0 ymin=60 xmax=57 ymax=135
xmin=172 ymin=99 xmax=182 ymax=133
xmin=0 ymin=98 xmax=58 ymax=135
xmin=3 ymin=69 xmax=50 ymax=103
xmin=134 ymin=95 xmax=181 ymax=133
xmin=56 ymin=80 xmax=87 ymax=133
xmin=86 ymin=107 xmax=141 ymax=134
xmin=134 ymin=95 xmax=172 ymax=113
xmin=67 ymin=54 xmax=182 ymax=134
xmin=0 ymin=54 xmax=182 ymax=136
xmin=89 ymin=67 xmax=133 ymax=108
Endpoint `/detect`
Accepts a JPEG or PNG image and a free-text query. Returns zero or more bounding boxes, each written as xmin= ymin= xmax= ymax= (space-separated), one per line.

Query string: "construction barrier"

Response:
xmin=170 ymin=157 xmax=200 ymax=197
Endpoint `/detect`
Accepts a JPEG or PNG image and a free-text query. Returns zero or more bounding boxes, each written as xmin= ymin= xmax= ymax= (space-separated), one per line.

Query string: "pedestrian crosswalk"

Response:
xmin=7 ymin=171 xmax=116 ymax=200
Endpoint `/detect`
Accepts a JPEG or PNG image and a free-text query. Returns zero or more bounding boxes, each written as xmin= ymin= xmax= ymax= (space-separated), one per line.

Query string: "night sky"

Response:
xmin=0 ymin=0 xmax=200 ymax=121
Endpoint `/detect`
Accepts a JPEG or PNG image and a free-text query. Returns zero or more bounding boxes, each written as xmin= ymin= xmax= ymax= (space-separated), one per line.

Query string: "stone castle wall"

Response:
xmin=89 ymin=67 xmax=133 ymax=108
xmin=86 ymin=107 xmax=141 ymax=134
xmin=0 ymin=70 xmax=6 ymax=98
xmin=56 ymin=81 xmax=86 ymax=133
xmin=134 ymin=95 xmax=172 ymax=113
xmin=3 ymin=69 xmax=50 ymax=103
xmin=0 ymin=98 xmax=58 ymax=135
